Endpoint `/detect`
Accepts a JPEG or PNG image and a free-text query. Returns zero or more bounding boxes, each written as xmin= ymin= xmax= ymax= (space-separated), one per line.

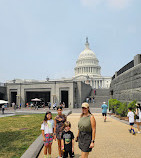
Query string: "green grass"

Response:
xmin=0 ymin=114 xmax=56 ymax=158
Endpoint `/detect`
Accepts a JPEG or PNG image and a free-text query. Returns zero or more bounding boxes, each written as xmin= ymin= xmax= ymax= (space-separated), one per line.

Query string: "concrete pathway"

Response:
xmin=38 ymin=113 xmax=141 ymax=158
xmin=0 ymin=107 xmax=71 ymax=117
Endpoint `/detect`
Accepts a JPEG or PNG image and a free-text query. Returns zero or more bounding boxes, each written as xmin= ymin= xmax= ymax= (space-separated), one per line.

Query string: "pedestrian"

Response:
xmin=2 ymin=105 xmax=5 ymax=114
xmin=62 ymin=102 xmax=65 ymax=108
xmin=12 ymin=102 xmax=16 ymax=109
xmin=53 ymin=103 xmax=57 ymax=110
xmin=76 ymin=102 xmax=96 ymax=158
xmin=89 ymin=98 xmax=91 ymax=103
xmin=135 ymin=103 xmax=141 ymax=133
xmin=101 ymin=102 xmax=108 ymax=122
xmin=35 ymin=103 xmax=38 ymax=110
xmin=127 ymin=107 xmax=135 ymax=135
xmin=92 ymin=97 xmax=95 ymax=103
xmin=95 ymin=90 xmax=96 ymax=95
xmin=41 ymin=111 xmax=55 ymax=158
xmin=54 ymin=106 xmax=67 ymax=158
xmin=48 ymin=102 xmax=51 ymax=110
xmin=86 ymin=98 xmax=89 ymax=103
xmin=61 ymin=121 xmax=74 ymax=158
xmin=26 ymin=102 xmax=29 ymax=108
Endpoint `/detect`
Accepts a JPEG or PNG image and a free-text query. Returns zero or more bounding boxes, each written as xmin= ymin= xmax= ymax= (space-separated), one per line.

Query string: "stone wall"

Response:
xmin=110 ymin=54 xmax=141 ymax=103
xmin=76 ymin=81 xmax=92 ymax=107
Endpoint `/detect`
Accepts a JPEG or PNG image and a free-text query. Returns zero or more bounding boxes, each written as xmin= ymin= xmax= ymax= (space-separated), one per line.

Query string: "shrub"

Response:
xmin=127 ymin=100 xmax=137 ymax=112
xmin=116 ymin=102 xmax=128 ymax=117
xmin=109 ymin=99 xmax=137 ymax=117
xmin=109 ymin=99 xmax=122 ymax=113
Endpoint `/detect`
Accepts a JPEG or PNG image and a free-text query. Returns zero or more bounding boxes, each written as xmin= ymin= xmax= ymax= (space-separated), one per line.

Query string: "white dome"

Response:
xmin=78 ymin=48 xmax=96 ymax=60
xmin=74 ymin=38 xmax=101 ymax=77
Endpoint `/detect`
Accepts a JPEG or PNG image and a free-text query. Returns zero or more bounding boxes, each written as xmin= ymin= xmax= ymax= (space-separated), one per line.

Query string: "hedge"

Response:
xmin=109 ymin=99 xmax=137 ymax=117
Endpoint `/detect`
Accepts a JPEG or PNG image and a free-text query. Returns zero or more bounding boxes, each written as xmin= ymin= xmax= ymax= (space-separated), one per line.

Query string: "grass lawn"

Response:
xmin=0 ymin=114 xmax=56 ymax=158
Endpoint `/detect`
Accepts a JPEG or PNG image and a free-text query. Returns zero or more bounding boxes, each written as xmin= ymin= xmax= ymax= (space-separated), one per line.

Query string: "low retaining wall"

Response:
xmin=20 ymin=134 xmax=43 ymax=158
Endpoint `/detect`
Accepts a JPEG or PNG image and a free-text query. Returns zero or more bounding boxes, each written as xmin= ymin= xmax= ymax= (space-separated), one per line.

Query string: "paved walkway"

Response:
xmin=38 ymin=113 xmax=141 ymax=158
xmin=0 ymin=107 xmax=72 ymax=117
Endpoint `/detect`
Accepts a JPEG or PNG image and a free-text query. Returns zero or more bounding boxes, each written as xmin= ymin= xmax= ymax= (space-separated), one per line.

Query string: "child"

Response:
xmin=61 ymin=121 xmax=74 ymax=158
xmin=41 ymin=111 xmax=55 ymax=158
xmin=127 ymin=107 xmax=135 ymax=135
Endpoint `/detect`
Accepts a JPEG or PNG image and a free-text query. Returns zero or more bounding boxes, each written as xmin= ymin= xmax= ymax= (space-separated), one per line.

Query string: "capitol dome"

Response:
xmin=74 ymin=38 xmax=101 ymax=77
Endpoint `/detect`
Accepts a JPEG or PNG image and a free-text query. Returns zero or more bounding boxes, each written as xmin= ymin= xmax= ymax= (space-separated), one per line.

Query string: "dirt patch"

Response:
xmin=20 ymin=115 xmax=31 ymax=118
xmin=19 ymin=128 xmax=28 ymax=130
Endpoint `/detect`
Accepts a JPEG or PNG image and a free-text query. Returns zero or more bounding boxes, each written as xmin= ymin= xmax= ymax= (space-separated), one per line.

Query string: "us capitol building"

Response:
xmin=3 ymin=38 xmax=111 ymax=108
xmin=73 ymin=38 xmax=111 ymax=89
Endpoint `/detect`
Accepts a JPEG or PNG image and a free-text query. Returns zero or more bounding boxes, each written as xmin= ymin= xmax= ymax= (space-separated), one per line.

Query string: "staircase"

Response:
xmin=88 ymin=89 xmax=110 ymax=108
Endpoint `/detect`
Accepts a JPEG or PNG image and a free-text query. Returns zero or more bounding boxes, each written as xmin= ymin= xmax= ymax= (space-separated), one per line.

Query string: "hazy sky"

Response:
xmin=0 ymin=0 xmax=141 ymax=82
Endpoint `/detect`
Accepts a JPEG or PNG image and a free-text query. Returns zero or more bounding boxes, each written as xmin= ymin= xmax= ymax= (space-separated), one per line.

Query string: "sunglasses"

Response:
xmin=82 ymin=107 xmax=87 ymax=109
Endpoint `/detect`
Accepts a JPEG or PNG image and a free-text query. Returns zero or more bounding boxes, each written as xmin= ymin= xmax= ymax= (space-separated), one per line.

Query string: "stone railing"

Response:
xmin=117 ymin=60 xmax=134 ymax=76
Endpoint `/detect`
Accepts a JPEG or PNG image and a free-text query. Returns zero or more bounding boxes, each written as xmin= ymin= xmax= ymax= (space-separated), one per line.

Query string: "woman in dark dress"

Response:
xmin=54 ymin=106 xmax=66 ymax=158
xmin=76 ymin=102 xmax=96 ymax=158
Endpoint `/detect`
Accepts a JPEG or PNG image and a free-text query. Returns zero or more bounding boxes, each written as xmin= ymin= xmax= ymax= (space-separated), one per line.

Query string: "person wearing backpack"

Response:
xmin=135 ymin=103 xmax=141 ymax=133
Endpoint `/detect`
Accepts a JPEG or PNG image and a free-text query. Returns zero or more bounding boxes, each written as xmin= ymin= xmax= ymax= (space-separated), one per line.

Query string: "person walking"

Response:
xmin=127 ymin=107 xmax=135 ymax=135
xmin=135 ymin=103 xmax=141 ymax=133
xmin=61 ymin=121 xmax=74 ymax=158
xmin=101 ymin=102 xmax=108 ymax=122
xmin=76 ymin=102 xmax=96 ymax=158
xmin=54 ymin=106 xmax=67 ymax=158
xmin=41 ymin=111 xmax=55 ymax=158
xmin=92 ymin=97 xmax=95 ymax=103
xmin=89 ymin=98 xmax=91 ymax=103
xmin=48 ymin=102 xmax=51 ymax=110
xmin=2 ymin=105 xmax=5 ymax=114
xmin=53 ymin=103 xmax=57 ymax=110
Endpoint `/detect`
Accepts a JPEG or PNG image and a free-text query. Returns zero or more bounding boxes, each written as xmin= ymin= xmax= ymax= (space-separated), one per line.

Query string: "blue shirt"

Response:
xmin=101 ymin=104 xmax=108 ymax=113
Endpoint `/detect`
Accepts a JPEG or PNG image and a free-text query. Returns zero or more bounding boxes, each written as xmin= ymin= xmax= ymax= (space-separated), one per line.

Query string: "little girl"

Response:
xmin=41 ymin=111 xmax=55 ymax=158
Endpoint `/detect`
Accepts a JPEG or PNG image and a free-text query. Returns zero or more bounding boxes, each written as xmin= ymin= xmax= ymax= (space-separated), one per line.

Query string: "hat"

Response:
xmin=136 ymin=103 xmax=140 ymax=107
xmin=103 ymin=102 xmax=106 ymax=104
xmin=82 ymin=102 xmax=89 ymax=108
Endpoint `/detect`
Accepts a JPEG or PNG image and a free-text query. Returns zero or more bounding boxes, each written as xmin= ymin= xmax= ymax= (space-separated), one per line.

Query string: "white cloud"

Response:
xmin=107 ymin=0 xmax=132 ymax=9
xmin=80 ymin=0 xmax=133 ymax=9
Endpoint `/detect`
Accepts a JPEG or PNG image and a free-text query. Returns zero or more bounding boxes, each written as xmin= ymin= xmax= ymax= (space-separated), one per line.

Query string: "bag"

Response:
xmin=135 ymin=114 xmax=139 ymax=120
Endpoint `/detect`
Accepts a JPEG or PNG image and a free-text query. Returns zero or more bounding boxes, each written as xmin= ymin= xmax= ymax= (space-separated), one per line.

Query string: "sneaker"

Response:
xmin=128 ymin=129 xmax=132 ymax=133
xmin=72 ymin=152 xmax=75 ymax=157
xmin=132 ymin=132 xmax=136 ymax=135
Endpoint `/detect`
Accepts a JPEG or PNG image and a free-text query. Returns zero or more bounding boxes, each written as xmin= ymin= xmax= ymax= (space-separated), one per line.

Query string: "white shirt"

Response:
xmin=41 ymin=119 xmax=54 ymax=134
xmin=127 ymin=111 xmax=134 ymax=123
